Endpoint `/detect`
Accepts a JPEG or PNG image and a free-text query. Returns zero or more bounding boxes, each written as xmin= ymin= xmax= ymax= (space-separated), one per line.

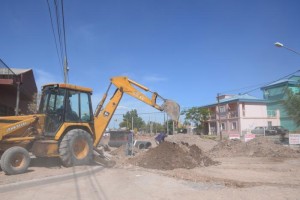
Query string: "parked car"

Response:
xmin=250 ymin=126 xmax=277 ymax=135
xmin=269 ymin=126 xmax=289 ymax=135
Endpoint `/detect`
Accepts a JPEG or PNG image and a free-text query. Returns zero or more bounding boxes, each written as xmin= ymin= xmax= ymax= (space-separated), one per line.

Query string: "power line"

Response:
xmin=216 ymin=69 xmax=300 ymax=96
xmin=46 ymin=0 xmax=69 ymax=83
xmin=61 ymin=0 xmax=69 ymax=83
xmin=241 ymin=69 xmax=300 ymax=95
xmin=221 ymin=81 xmax=270 ymax=94
xmin=61 ymin=0 xmax=68 ymax=62
xmin=54 ymin=0 xmax=64 ymax=65
xmin=46 ymin=0 xmax=64 ymax=77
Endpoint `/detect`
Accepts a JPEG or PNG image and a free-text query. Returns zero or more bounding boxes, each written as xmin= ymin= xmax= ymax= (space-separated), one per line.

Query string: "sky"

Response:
xmin=1 ymin=0 xmax=300 ymax=126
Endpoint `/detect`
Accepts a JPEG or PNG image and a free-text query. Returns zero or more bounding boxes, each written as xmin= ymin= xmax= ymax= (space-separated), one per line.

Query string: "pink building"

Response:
xmin=202 ymin=94 xmax=280 ymax=137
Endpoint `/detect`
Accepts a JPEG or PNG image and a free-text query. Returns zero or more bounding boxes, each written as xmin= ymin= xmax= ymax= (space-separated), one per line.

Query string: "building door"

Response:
xmin=268 ymin=121 xmax=272 ymax=128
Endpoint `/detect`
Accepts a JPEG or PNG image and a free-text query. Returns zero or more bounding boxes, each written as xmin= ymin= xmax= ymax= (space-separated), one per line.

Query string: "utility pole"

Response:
xmin=15 ymin=81 xmax=20 ymax=115
xmin=217 ymin=93 xmax=222 ymax=140
xmin=63 ymin=57 xmax=69 ymax=83
xmin=172 ymin=120 xmax=175 ymax=135
xmin=1 ymin=59 xmax=21 ymax=116
xmin=166 ymin=115 xmax=169 ymax=135
xmin=132 ymin=116 xmax=134 ymax=131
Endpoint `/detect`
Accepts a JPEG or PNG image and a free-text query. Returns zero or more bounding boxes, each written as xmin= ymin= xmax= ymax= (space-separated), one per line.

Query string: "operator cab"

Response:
xmin=39 ymin=83 xmax=93 ymax=137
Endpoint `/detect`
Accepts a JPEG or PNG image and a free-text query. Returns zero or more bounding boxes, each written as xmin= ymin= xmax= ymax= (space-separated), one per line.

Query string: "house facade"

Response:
xmin=261 ymin=75 xmax=300 ymax=132
xmin=201 ymin=94 xmax=280 ymax=137
xmin=0 ymin=63 xmax=37 ymax=116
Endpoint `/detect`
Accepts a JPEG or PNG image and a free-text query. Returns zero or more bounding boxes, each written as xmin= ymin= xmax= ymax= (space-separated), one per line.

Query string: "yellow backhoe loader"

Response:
xmin=0 ymin=76 xmax=180 ymax=175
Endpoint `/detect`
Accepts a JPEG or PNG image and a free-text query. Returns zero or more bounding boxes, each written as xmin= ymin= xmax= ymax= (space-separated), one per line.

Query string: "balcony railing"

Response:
xmin=208 ymin=110 xmax=238 ymax=120
xmin=228 ymin=111 xmax=238 ymax=118
xmin=208 ymin=109 xmax=277 ymax=120
xmin=0 ymin=59 xmax=16 ymax=79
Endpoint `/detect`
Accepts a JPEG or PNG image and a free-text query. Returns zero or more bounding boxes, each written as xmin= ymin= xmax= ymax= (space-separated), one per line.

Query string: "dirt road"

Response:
xmin=0 ymin=135 xmax=300 ymax=199
xmin=1 ymin=158 xmax=300 ymax=200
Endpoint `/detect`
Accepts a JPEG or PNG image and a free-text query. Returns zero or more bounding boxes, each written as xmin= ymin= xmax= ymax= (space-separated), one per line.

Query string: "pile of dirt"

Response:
xmin=209 ymin=137 xmax=300 ymax=158
xmin=110 ymin=145 xmax=127 ymax=157
xmin=109 ymin=144 xmax=147 ymax=167
xmin=129 ymin=141 xmax=218 ymax=170
xmin=165 ymin=134 xmax=218 ymax=152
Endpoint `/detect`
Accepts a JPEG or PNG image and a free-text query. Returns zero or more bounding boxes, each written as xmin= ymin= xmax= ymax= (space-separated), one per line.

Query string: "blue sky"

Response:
xmin=1 ymin=0 xmax=300 ymax=125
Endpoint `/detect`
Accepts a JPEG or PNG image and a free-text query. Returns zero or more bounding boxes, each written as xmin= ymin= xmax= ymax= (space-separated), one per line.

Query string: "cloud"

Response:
xmin=143 ymin=75 xmax=167 ymax=82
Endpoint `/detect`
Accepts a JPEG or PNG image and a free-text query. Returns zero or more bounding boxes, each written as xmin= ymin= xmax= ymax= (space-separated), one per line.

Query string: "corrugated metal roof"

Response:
xmin=0 ymin=68 xmax=32 ymax=75
xmin=201 ymin=94 xmax=266 ymax=108
xmin=219 ymin=94 xmax=260 ymax=103
xmin=261 ymin=75 xmax=300 ymax=89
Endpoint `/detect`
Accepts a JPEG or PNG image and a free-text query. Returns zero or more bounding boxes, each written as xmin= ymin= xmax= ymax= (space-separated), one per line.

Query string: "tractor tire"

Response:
xmin=59 ymin=129 xmax=93 ymax=167
xmin=0 ymin=146 xmax=31 ymax=175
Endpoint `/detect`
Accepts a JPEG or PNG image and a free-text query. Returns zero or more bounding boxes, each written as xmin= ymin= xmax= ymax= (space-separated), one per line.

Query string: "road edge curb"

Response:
xmin=0 ymin=166 xmax=103 ymax=193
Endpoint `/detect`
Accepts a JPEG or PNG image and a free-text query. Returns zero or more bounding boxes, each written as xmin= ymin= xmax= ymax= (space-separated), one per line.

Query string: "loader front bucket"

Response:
xmin=162 ymin=100 xmax=180 ymax=121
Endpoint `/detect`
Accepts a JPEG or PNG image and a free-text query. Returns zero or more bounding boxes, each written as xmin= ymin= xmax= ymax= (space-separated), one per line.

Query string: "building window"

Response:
xmin=231 ymin=122 xmax=237 ymax=130
xmin=220 ymin=106 xmax=226 ymax=113
xmin=221 ymin=123 xmax=226 ymax=130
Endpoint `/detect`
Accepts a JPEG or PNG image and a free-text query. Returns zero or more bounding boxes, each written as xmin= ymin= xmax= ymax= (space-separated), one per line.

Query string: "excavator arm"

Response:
xmin=93 ymin=76 xmax=180 ymax=146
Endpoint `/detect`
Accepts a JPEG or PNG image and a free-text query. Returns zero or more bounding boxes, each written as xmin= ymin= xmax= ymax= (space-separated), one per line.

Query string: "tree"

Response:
xmin=119 ymin=109 xmax=145 ymax=130
xmin=182 ymin=107 xmax=210 ymax=134
xmin=283 ymin=88 xmax=300 ymax=126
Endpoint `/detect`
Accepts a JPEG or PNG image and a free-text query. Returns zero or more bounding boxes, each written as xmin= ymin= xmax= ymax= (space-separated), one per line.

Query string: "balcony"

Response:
xmin=208 ymin=110 xmax=239 ymax=120
xmin=208 ymin=114 xmax=216 ymax=120
xmin=228 ymin=111 xmax=238 ymax=118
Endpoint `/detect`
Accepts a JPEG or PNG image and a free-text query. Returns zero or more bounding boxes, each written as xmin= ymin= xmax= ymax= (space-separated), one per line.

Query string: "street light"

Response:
xmin=274 ymin=42 xmax=300 ymax=56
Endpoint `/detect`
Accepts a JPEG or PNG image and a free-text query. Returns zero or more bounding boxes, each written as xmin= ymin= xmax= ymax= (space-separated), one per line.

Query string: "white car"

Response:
xmin=250 ymin=126 xmax=276 ymax=135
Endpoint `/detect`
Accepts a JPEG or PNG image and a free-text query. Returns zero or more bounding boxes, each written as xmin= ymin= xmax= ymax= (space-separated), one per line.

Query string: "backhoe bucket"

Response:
xmin=162 ymin=100 xmax=180 ymax=121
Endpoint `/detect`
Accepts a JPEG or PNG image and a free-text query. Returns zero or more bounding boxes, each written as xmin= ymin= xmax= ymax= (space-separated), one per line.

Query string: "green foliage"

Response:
xmin=283 ymin=88 xmax=300 ymax=126
xmin=182 ymin=107 xmax=210 ymax=134
xmin=141 ymin=121 xmax=164 ymax=134
xmin=119 ymin=109 xmax=145 ymax=130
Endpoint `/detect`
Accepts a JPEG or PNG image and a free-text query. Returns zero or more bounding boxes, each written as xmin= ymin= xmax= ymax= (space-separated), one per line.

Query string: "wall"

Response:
xmin=240 ymin=118 xmax=280 ymax=133
xmin=239 ymin=103 xmax=280 ymax=134
xmin=243 ymin=103 xmax=267 ymax=118
xmin=0 ymin=69 xmax=37 ymax=116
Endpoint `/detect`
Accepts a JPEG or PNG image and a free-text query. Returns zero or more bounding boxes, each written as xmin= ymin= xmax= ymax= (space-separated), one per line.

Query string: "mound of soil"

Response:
xmin=129 ymin=141 xmax=218 ymax=170
xmin=166 ymin=134 xmax=218 ymax=152
xmin=209 ymin=137 xmax=300 ymax=158
xmin=110 ymin=145 xmax=127 ymax=157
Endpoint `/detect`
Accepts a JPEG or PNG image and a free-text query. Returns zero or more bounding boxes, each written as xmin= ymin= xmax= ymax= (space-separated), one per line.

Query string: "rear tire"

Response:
xmin=59 ymin=129 xmax=93 ymax=167
xmin=0 ymin=147 xmax=31 ymax=175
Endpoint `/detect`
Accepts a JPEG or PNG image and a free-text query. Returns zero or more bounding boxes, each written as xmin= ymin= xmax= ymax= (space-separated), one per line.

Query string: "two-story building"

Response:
xmin=261 ymin=75 xmax=300 ymax=132
xmin=201 ymin=94 xmax=280 ymax=136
